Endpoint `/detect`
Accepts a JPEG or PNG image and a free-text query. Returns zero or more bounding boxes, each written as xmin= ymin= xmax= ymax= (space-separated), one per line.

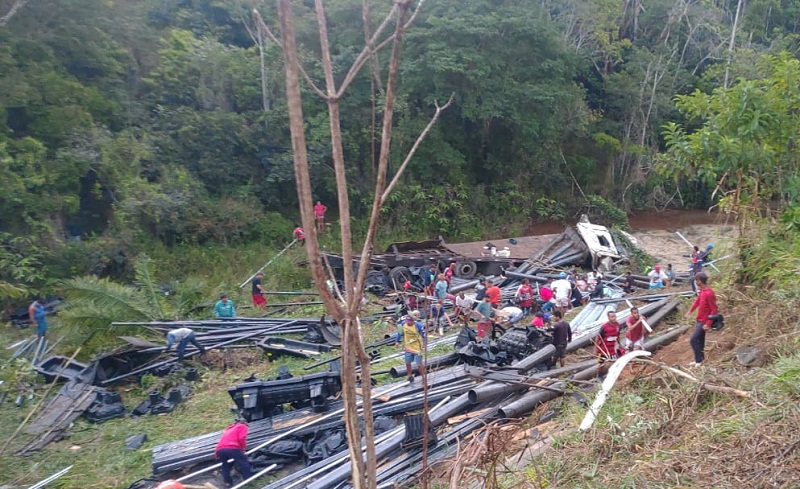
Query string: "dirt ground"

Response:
xmin=628 ymin=218 xmax=738 ymax=268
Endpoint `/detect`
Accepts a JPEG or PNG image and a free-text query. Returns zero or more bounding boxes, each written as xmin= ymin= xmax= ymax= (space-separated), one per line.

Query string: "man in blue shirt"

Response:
xmin=214 ymin=294 xmax=236 ymax=319
xmin=28 ymin=297 xmax=48 ymax=338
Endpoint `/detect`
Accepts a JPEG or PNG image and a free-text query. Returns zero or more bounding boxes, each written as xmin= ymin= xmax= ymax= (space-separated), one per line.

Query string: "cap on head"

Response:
xmin=707 ymin=243 xmax=714 ymax=249
xmin=559 ymin=272 xmax=567 ymax=278
xmin=655 ymin=265 xmax=661 ymax=270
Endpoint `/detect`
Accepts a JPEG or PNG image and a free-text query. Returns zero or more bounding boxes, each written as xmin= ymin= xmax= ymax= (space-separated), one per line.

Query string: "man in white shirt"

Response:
xmin=454 ymin=291 xmax=475 ymax=325
xmin=551 ymin=272 xmax=573 ymax=314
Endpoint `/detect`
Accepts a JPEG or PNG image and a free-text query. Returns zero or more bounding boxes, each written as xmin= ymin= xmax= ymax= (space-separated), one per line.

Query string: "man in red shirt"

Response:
xmin=539 ymin=278 xmax=555 ymax=312
xmin=595 ymin=311 xmax=621 ymax=376
xmin=484 ymin=280 xmax=501 ymax=307
xmin=314 ymin=201 xmax=327 ymax=231
xmin=685 ymin=272 xmax=718 ymax=366
xmin=624 ymin=307 xmax=647 ymax=352
xmin=515 ymin=278 xmax=535 ymax=316
xmin=215 ymin=416 xmax=252 ymax=486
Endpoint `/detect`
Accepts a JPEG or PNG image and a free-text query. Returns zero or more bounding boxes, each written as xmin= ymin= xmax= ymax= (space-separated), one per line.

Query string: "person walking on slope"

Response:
xmin=313 ymin=201 xmax=327 ymax=232
xmin=395 ymin=315 xmax=427 ymax=383
xmin=293 ymin=224 xmax=305 ymax=244
xmin=214 ymin=294 xmax=236 ymax=319
xmin=251 ymin=272 xmax=267 ymax=308
xmin=215 ymin=416 xmax=253 ymax=487
xmin=685 ymin=272 xmax=718 ymax=367
xmin=28 ymin=297 xmax=48 ymax=338
xmin=165 ymin=327 xmax=206 ymax=360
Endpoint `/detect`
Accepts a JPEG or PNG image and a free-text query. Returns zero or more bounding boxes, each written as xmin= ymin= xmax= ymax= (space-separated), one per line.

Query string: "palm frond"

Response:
xmin=133 ymin=255 xmax=166 ymax=318
xmin=0 ymin=280 xmax=26 ymax=300
xmin=61 ymin=276 xmax=155 ymax=326
xmin=171 ymin=278 xmax=206 ymax=317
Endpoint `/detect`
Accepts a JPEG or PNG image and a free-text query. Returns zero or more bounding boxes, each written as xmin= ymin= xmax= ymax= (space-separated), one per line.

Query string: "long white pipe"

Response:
xmin=28 ymin=465 xmax=73 ymax=489
xmin=229 ymin=463 xmax=278 ymax=489
xmin=579 ymin=350 xmax=652 ymax=431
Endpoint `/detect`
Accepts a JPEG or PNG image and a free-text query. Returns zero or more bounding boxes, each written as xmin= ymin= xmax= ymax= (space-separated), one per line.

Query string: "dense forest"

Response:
xmin=2 ymin=0 xmax=800 ymax=293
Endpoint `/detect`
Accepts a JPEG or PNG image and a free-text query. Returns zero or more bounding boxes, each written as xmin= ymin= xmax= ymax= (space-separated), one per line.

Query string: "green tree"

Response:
xmin=660 ymin=53 xmax=800 ymax=224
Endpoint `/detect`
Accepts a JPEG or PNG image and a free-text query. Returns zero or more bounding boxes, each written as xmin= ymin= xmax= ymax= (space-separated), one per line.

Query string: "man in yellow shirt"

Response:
xmin=395 ymin=315 xmax=427 ymax=383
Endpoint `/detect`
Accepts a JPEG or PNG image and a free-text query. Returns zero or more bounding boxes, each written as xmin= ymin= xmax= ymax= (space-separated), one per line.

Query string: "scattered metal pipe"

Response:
xmin=28 ymin=465 xmax=73 ymax=489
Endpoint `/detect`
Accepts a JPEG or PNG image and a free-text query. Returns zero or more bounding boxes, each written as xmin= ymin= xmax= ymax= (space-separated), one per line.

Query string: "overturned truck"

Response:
xmin=324 ymin=218 xmax=631 ymax=294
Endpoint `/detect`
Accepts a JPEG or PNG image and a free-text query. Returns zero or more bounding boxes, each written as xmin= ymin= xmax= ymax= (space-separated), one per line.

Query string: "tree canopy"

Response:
xmin=1 ymin=0 xmax=799 ymax=289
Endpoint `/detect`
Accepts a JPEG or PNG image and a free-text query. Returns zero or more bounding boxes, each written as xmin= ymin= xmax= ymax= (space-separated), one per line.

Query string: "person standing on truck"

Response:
xmin=396 ymin=315 xmax=427 ymax=383
xmin=28 ymin=297 xmax=48 ymax=338
xmin=215 ymin=416 xmax=253 ymax=487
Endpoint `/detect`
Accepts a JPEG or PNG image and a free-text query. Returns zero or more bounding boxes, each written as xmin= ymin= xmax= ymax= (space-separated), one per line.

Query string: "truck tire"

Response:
xmin=389 ymin=266 xmax=413 ymax=289
xmin=456 ymin=261 xmax=477 ymax=279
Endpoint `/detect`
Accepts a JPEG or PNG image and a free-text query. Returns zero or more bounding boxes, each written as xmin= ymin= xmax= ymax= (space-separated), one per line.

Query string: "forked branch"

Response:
xmin=381 ymin=93 xmax=455 ymax=201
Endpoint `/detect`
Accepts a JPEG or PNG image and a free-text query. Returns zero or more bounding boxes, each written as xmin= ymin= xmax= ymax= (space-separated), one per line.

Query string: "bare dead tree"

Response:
xmin=273 ymin=1 xmax=451 ymax=488
xmin=0 ymin=0 xmax=29 ymax=27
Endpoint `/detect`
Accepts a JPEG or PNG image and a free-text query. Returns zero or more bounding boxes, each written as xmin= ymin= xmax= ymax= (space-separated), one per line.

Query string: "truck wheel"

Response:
xmin=456 ymin=261 xmax=477 ymax=279
xmin=389 ymin=266 xmax=412 ymax=289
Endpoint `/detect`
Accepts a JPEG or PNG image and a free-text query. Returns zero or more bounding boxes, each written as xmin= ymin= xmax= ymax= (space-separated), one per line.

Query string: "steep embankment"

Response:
xmin=432 ymin=223 xmax=800 ymax=489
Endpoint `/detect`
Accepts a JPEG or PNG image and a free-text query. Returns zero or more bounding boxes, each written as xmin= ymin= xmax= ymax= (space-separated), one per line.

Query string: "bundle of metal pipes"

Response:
xmin=6 ymin=335 xmax=60 ymax=367
xmin=147 ymin=293 xmax=684 ymax=488
xmin=152 ymin=365 xmax=479 ymax=474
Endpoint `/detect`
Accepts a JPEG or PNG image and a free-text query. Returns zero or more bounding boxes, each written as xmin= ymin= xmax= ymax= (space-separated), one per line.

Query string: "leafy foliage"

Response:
xmin=660 ymin=54 xmax=800 ymax=223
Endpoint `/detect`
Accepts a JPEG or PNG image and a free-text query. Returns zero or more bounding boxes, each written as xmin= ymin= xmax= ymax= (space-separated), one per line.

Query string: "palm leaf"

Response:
xmin=133 ymin=255 xmax=166 ymax=319
xmin=61 ymin=276 xmax=155 ymax=327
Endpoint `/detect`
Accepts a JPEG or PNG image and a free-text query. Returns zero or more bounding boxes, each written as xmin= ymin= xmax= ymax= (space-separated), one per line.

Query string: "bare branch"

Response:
xmin=381 ymin=93 xmax=455 ymax=201
xmin=0 ymin=0 xmax=29 ymax=27
xmin=253 ymin=9 xmax=328 ymax=99
xmin=335 ymin=3 xmax=399 ymax=98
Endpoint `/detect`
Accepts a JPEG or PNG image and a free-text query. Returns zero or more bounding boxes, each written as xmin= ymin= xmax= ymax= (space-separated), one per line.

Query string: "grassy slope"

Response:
xmin=0 ymin=314 xmax=417 ymax=488
xmin=0 ymin=238 xmax=416 ymax=488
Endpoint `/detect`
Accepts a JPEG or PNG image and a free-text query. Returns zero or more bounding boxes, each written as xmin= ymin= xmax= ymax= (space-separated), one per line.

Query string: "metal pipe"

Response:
xmin=239 ymin=238 xmax=297 ymax=288
xmin=230 ymin=463 xmax=278 ymax=489
xmin=28 ymin=465 xmax=73 ymax=489
xmin=497 ymin=382 xmax=565 ymax=418
xmin=389 ymin=352 xmax=459 ymax=378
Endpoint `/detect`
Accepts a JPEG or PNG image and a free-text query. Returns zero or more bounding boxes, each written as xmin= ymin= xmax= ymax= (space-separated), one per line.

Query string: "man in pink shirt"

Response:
xmin=314 ymin=201 xmax=327 ymax=231
xmin=215 ymin=416 xmax=252 ymax=486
